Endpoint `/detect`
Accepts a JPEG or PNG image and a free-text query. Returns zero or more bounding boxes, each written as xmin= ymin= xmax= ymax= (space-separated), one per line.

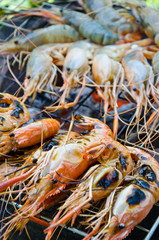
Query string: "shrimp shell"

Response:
xmin=96 ymin=147 xmax=159 ymax=240
xmin=0 ymin=93 xmax=30 ymax=133
xmin=123 ymin=0 xmax=159 ymax=46
xmin=0 ymin=118 xmax=60 ymax=156
xmin=45 ymin=138 xmax=134 ymax=240
xmin=0 ymin=115 xmax=113 ymax=239
xmin=40 ymin=7 xmax=120 ymax=45
xmin=0 ymin=24 xmax=80 ymax=54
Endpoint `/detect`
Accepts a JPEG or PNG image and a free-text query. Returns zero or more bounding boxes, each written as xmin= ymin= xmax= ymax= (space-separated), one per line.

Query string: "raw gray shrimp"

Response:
xmin=22 ymin=43 xmax=72 ymax=103
xmin=123 ymin=0 xmax=159 ymax=47
xmin=28 ymin=6 xmax=120 ymax=45
xmin=92 ymin=48 xmax=125 ymax=138
xmin=46 ymin=40 xmax=100 ymax=111
xmin=0 ymin=24 xmax=80 ymax=54
xmin=121 ymin=46 xmax=155 ymax=137
xmin=94 ymin=7 xmax=140 ymax=38
xmin=79 ymin=0 xmax=141 ymax=42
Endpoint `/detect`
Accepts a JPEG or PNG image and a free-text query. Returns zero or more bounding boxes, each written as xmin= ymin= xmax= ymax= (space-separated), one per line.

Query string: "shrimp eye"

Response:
xmin=27 ymin=75 xmax=31 ymax=79
xmin=9 ymin=132 xmax=15 ymax=137
xmin=137 ymin=6 xmax=141 ymax=10
xmin=52 ymin=179 xmax=58 ymax=184
xmin=132 ymin=87 xmax=137 ymax=91
xmin=66 ymin=67 xmax=71 ymax=71
xmin=14 ymin=40 xmax=18 ymax=44
xmin=119 ymin=223 xmax=125 ymax=229
xmin=89 ymin=199 xmax=95 ymax=204
xmin=32 ymin=158 xmax=38 ymax=164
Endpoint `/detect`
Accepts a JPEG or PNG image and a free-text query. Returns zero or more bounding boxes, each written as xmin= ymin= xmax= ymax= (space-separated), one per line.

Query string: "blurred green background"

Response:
xmin=0 ymin=0 xmax=159 ymax=10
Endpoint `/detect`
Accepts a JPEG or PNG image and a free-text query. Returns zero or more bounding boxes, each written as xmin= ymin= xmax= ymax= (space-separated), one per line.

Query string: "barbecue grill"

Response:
xmin=0 ymin=1 xmax=159 ymax=239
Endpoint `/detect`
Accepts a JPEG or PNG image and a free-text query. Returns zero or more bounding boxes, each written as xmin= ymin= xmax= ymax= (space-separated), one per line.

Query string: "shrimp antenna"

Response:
xmin=4 ymin=164 xmax=35 ymax=177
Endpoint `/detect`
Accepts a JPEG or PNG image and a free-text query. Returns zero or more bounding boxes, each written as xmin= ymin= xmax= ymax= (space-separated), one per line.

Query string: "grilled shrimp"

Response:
xmin=0 ymin=93 xmax=30 ymax=133
xmin=0 ymin=130 xmax=78 ymax=193
xmin=121 ymin=46 xmax=155 ymax=136
xmin=124 ymin=0 xmax=159 ymax=47
xmin=87 ymin=147 xmax=159 ymax=240
xmin=45 ymin=139 xmax=133 ymax=240
xmin=46 ymin=41 xmax=100 ymax=111
xmin=92 ymin=49 xmax=124 ymax=138
xmin=0 ymin=115 xmax=113 ymax=239
xmin=22 ymin=43 xmax=72 ymax=103
xmin=0 ymin=118 xmax=60 ymax=156
xmin=0 ymin=24 xmax=80 ymax=54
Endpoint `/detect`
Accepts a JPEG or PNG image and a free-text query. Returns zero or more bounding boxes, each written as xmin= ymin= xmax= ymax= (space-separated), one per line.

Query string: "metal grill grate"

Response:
xmin=0 ymin=2 xmax=159 ymax=239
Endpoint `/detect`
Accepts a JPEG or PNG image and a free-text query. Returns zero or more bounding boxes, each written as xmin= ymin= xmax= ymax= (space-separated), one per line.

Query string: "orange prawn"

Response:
xmin=45 ymin=138 xmax=133 ymax=240
xmin=0 ymin=115 xmax=113 ymax=239
xmin=87 ymin=147 xmax=159 ymax=240
xmin=0 ymin=118 xmax=60 ymax=156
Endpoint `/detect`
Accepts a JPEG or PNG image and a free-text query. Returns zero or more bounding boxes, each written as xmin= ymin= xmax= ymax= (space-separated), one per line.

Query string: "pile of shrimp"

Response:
xmin=0 ymin=0 xmax=158 ymax=143
xmin=0 ymin=0 xmax=159 ymax=239
xmin=0 ymin=114 xmax=158 ymax=240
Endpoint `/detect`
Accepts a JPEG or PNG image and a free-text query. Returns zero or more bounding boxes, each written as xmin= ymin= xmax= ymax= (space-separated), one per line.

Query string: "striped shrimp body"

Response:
xmin=45 ymin=139 xmax=133 ymax=240
xmin=46 ymin=41 xmax=100 ymax=110
xmin=0 ymin=24 xmax=80 ymax=54
xmin=122 ymin=47 xmax=155 ymax=135
xmin=92 ymin=49 xmax=124 ymax=138
xmin=1 ymin=115 xmax=113 ymax=239
xmin=91 ymin=147 xmax=159 ymax=240
xmin=22 ymin=43 xmax=72 ymax=103
xmin=0 ymin=118 xmax=60 ymax=157
xmin=39 ymin=6 xmax=120 ymax=45
xmin=79 ymin=1 xmax=141 ymax=42
xmin=94 ymin=6 xmax=140 ymax=38
xmin=0 ymin=93 xmax=30 ymax=133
